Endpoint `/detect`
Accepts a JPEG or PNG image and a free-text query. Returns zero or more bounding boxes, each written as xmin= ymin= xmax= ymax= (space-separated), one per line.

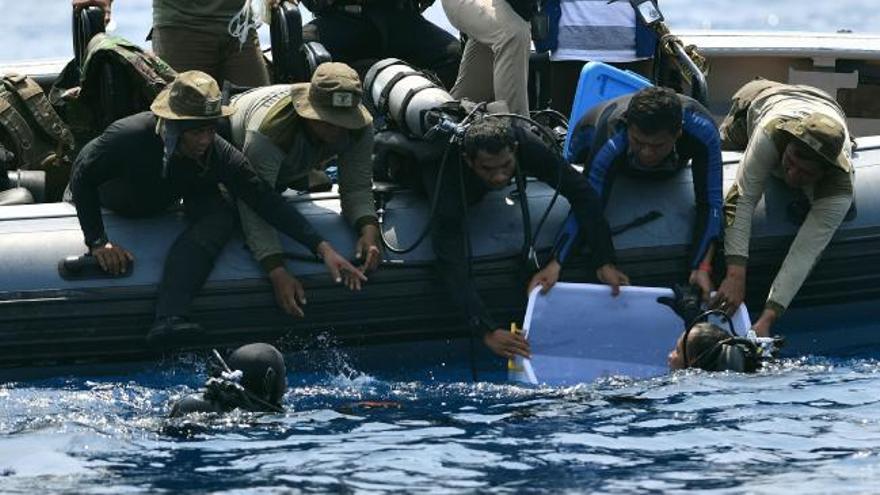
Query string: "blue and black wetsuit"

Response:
xmin=422 ymin=121 xmax=616 ymax=333
xmin=554 ymin=93 xmax=723 ymax=269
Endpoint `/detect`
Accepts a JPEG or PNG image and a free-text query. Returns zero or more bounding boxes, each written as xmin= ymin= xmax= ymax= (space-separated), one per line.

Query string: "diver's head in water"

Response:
xmin=625 ymin=87 xmax=683 ymax=171
xmin=168 ymin=343 xmax=288 ymax=418
xmin=226 ymin=343 xmax=288 ymax=407
xmin=668 ymin=322 xmax=760 ymax=373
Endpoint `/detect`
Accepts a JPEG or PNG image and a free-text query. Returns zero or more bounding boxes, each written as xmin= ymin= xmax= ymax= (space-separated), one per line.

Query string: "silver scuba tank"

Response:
xmin=363 ymin=58 xmax=454 ymax=138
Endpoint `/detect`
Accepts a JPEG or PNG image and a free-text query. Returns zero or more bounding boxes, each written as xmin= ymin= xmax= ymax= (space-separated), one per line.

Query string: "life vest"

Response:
xmin=720 ymin=79 xmax=843 ymax=151
xmin=52 ymin=33 xmax=178 ymax=147
xmin=0 ymin=73 xmax=75 ymax=171
xmin=81 ymin=33 xmax=177 ymax=128
xmin=257 ymin=93 xmax=305 ymax=151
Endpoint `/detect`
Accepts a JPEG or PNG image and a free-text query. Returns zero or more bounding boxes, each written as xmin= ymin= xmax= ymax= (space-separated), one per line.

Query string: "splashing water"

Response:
xmin=2 ymin=354 xmax=880 ymax=493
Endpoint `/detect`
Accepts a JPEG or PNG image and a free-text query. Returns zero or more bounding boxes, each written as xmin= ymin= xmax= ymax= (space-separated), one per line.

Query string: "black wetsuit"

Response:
xmin=302 ymin=0 xmax=460 ymax=88
xmin=169 ymin=394 xmax=227 ymax=417
xmin=422 ymin=122 xmax=616 ymax=333
xmin=70 ymin=111 xmax=324 ymax=319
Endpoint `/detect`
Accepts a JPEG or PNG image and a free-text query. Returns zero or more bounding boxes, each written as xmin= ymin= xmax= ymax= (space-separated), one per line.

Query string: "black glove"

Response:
xmin=657 ymin=283 xmax=703 ymax=327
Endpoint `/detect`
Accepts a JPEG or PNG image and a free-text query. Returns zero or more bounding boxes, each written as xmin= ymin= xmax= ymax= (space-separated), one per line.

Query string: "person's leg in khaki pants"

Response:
xmin=153 ymin=27 xmax=270 ymax=87
xmin=441 ymin=0 xmax=531 ymax=116
xmin=152 ymin=27 xmax=221 ymax=79
xmin=219 ymin=31 xmax=271 ymax=87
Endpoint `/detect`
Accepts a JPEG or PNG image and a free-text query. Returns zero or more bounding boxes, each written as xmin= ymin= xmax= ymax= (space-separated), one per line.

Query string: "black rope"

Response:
xmin=484 ymin=112 xmax=568 ymax=257
xmin=379 ymin=142 xmax=451 ymax=254
xmin=379 ymin=103 xmax=488 ymax=255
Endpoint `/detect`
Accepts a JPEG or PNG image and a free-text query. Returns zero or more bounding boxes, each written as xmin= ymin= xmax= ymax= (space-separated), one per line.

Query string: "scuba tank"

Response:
xmin=364 ymin=58 xmax=455 ymax=138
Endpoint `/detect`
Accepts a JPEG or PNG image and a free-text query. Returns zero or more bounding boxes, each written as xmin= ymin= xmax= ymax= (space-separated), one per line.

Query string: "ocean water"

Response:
xmin=2 ymin=2 xmax=880 ymax=493
xmin=2 ymin=354 xmax=880 ymax=493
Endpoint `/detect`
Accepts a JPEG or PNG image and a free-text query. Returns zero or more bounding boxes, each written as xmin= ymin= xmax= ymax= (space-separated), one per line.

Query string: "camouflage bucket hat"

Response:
xmin=290 ymin=62 xmax=372 ymax=130
xmin=778 ymin=112 xmax=850 ymax=172
xmin=151 ymin=70 xmax=234 ymax=121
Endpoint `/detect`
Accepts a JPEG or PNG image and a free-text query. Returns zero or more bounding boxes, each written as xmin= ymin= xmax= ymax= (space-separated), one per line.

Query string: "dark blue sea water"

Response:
xmin=3 ymin=352 xmax=880 ymax=493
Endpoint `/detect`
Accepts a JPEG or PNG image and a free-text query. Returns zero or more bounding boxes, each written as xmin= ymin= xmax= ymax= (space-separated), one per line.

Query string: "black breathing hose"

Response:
xmin=379 ymin=141 xmax=452 ymax=254
xmin=485 ymin=111 xmax=568 ymax=263
xmin=378 ymin=103 xmax=488 ymax=255
xmin=376 ymin=108 xmax=569 ymax=280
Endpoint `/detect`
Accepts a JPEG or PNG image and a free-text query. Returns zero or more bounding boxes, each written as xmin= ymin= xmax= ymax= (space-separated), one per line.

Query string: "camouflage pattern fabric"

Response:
xmin=0 ymin=73 xmax=75 ymax=171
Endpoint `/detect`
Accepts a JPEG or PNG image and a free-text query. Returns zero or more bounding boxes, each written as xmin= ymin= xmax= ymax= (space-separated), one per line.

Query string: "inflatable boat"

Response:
xmin=2 ymin=132 xmax=880 ymax=369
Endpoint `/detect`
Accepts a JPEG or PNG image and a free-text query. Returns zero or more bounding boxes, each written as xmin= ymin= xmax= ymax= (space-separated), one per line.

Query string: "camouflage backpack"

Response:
xmin=0 ymin=73 xmax=75 ymax=171
xmin=52 ymin=33 xmax=177 ymax=146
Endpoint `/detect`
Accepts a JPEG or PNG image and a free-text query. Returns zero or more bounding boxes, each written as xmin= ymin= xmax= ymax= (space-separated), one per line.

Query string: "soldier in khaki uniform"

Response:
xmin=229 ymin=63 xmax=380 ymax=318
xmin=72 ymin=0 xmax=272 ymax=87
xmin=712 ymin=80 xmax=855 ymax=337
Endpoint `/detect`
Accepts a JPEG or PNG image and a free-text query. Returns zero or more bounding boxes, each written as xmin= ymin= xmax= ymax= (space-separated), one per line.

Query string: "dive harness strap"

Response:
xmin=0 ymin=91 xmax=39 ymax=168
xmin=3 ymin=74 xmax=75 ymax=162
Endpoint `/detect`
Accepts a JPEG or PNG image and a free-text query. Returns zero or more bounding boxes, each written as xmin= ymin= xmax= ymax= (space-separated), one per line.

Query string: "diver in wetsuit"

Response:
xmin=69 ymin=71 xmax=365 ymax=348
xmin=529 ymin=86 xmax=723 ymax=301
xmin=660 ymin=284 xmax=762 ymax=373
xmin=422 ymin=115 xmax=628 ymax=359
xmin=170 ymin=343 xmax=288 ymax=416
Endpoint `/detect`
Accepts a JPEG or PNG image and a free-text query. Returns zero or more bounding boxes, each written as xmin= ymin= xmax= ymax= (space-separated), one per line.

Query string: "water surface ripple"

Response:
xmin=2 ymin=357 xmax=880 ymax=493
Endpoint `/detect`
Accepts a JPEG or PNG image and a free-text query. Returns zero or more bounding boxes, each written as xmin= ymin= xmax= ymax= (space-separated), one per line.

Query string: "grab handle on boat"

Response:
xmin=58 ymin=254 xmax=134 ymax=280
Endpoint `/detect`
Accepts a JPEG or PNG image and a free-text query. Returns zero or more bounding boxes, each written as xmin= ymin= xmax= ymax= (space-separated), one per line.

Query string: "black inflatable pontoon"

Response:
xmin=2 ymin=137 xmax=880 ymax=368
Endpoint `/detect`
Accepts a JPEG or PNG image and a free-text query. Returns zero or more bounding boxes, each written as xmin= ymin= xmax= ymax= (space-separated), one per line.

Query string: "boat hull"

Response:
xmin=2 ymin=138 xmax=880 ymax=369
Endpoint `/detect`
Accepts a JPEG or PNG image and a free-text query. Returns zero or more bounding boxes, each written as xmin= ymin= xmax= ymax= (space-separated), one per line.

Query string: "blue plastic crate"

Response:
xmin=563 ymin=62 xmax=652 ymax=161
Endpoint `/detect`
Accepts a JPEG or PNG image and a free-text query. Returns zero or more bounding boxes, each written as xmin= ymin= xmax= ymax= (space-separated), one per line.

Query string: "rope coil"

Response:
xmin=228 ymin=0 xmax=268 ymax=50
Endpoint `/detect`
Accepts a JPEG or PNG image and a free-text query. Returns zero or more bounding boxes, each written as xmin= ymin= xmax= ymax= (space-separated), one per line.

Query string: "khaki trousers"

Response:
xmin=152 ymin=27 xmax=270 ymax=87
xmin=441 ymin=0 xmax=531 ymax=116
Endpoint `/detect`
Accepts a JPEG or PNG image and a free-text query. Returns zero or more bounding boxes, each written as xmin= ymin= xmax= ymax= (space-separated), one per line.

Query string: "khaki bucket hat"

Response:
xmin=778 ymin=112 xmax=850 ymax=172
xmin=290 ymin=62 xmax=372 ymax=130
xmin=151 ymin=70 xmax=234 ymax=121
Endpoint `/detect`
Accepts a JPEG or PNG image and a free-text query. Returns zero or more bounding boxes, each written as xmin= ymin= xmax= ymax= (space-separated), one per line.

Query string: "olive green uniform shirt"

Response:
xmin=153 ymin=0 xmax=246 ymax=35
xmin=230 ymin=85 xmax=376 ymax=272
xmin=724 ymin=89 xmax=854 ymax=314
